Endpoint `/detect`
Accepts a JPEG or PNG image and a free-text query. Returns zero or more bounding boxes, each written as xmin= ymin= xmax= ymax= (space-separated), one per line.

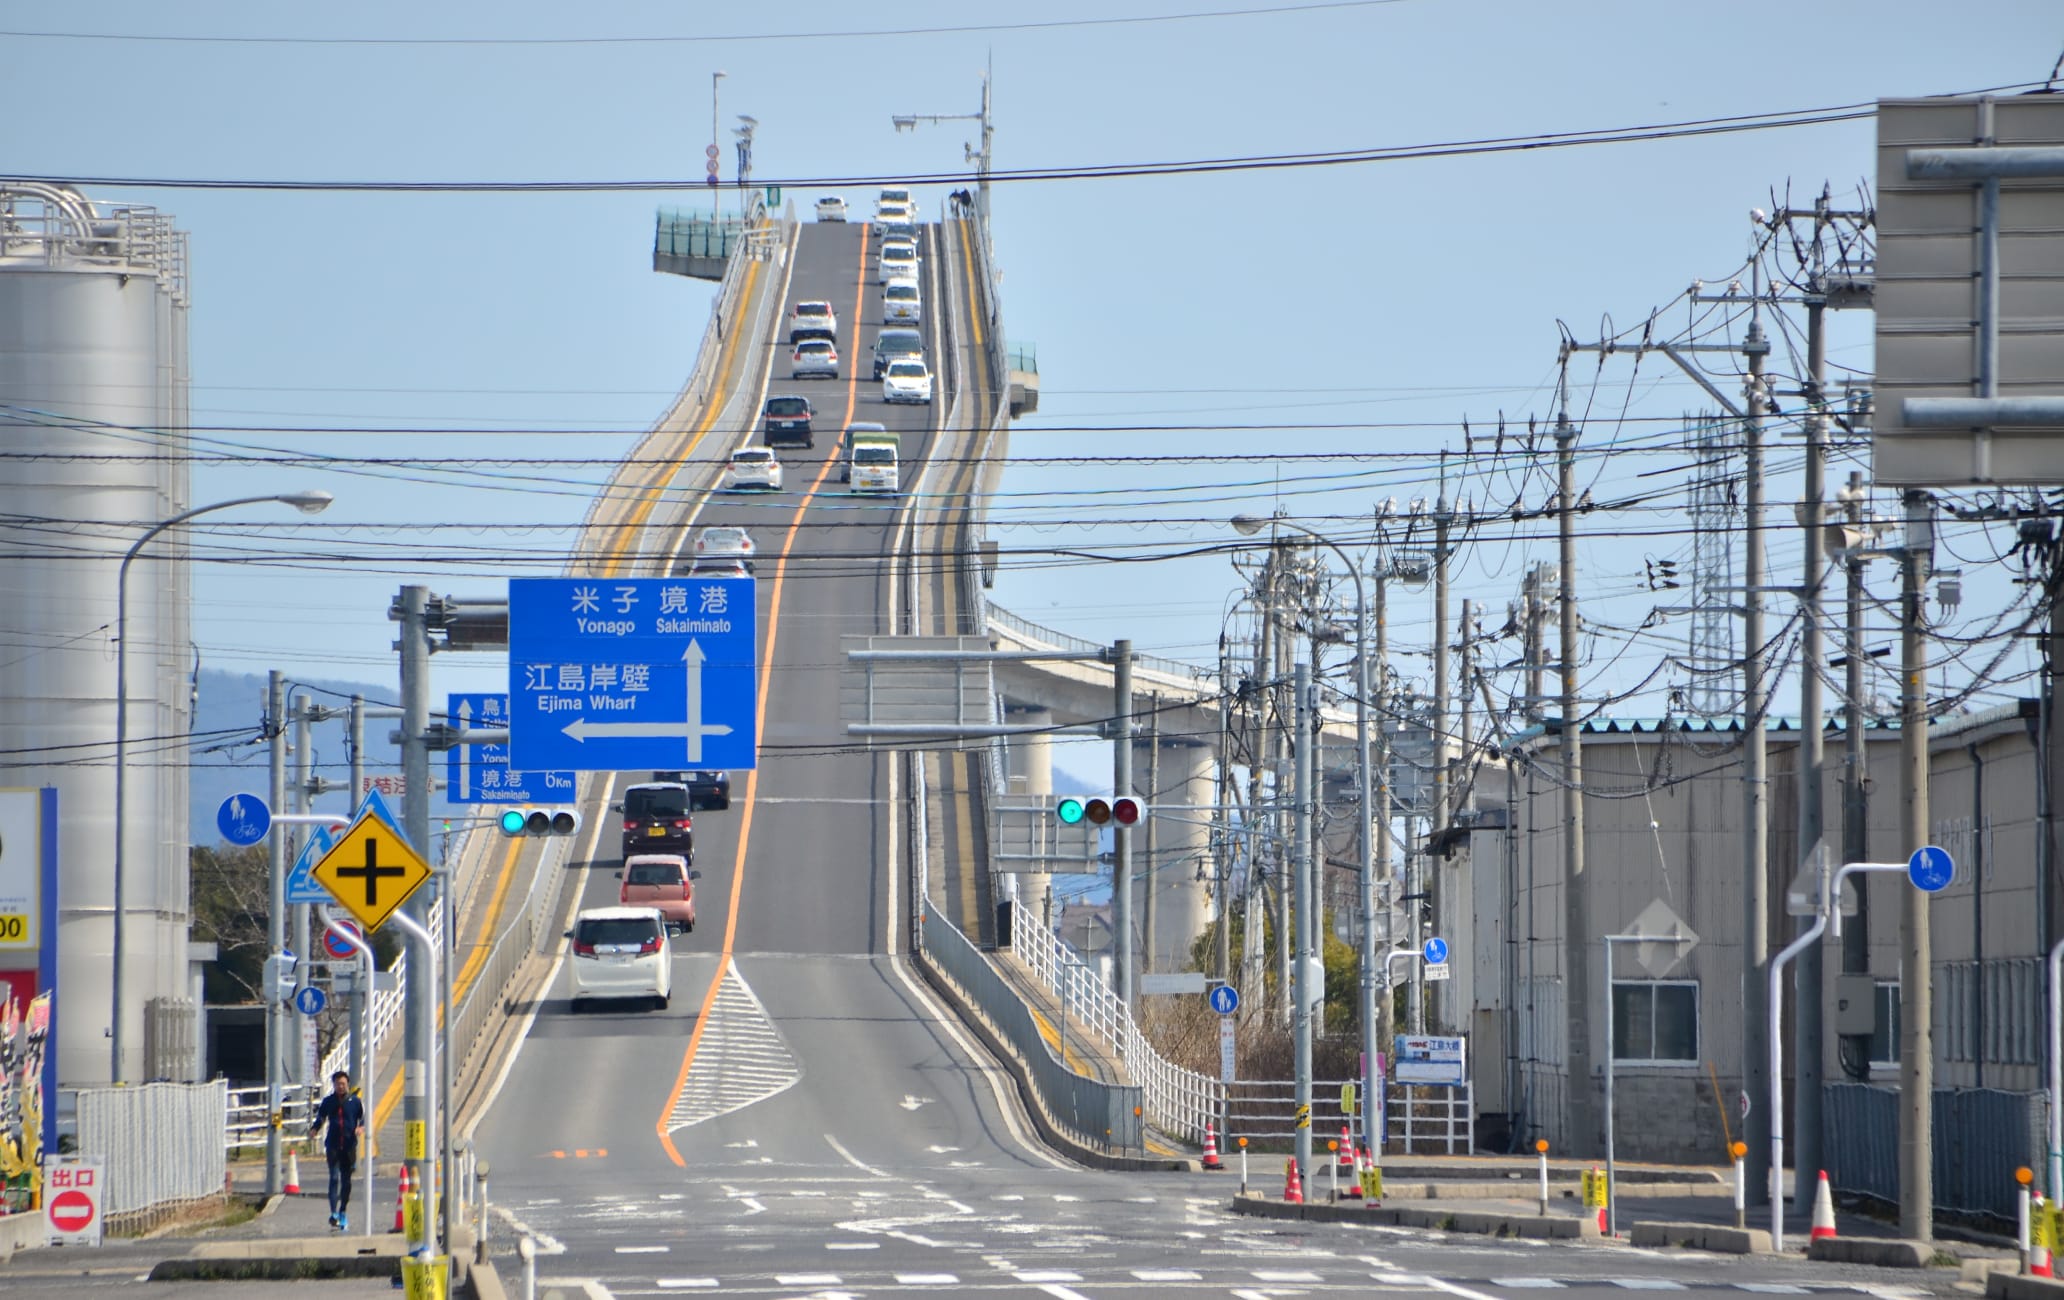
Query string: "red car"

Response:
xmin=618 ymin=854 xmax=699 ymax=934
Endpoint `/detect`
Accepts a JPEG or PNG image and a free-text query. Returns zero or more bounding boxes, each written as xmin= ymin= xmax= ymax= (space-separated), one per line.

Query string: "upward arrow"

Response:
xmin=455 ymin=698 xmax=473 ymax=799
xmin=557 ymin=641 xmax=734 ymax=762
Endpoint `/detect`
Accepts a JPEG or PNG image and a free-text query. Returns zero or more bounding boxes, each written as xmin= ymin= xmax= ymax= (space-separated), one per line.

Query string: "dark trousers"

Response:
xmin=326 ymin=1151 xmax=356 ymax=1217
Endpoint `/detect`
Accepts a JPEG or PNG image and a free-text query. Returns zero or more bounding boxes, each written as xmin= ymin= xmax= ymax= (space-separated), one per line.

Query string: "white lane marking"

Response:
xmin=614 ymin=1245 xmax=669 ymax=1254
xmin=1613 ymin=1282 xmax=1687 ymax=1291
xmin=1254 ymin=1269 xmax=1323 ymax=1282
xmin=656 ymin=1282 xmax=718 ymax=1291
xmin=657 ymin=1194 xmax=685 ymax=1202
xmin=896 ymin=1274 xmax=959 ymax=1285
xmin=739 ymin=1198 xmax=764 ymax=1215
xmin=1051 ymin=1194 xmax=1080 ymax=1203
xmin=901 ymin=1095 xmax=931 ymax=1110
xmin=824 ymin=1134 xmax=887 ymax=1178
xmin=725 ymin=1139 xmax=759 ymax=1148
xmin=774 ymin=1274 xmax=842 ymax=1286
xmin=1737 ymin=1288 xmax=1809 ymax=1296
xmin=1380 ymin=1275 xmax=1433 ymax=1285
xmin=664 ymin=958 xmax=802 ymax=1133
xmin=826 ymin=1241 xmax=880 ymax=1250
xmin=1427 ymin=1277 xmax=1521 ymax=1300
xmin=1037 ymin=1286 xmax=1095 ymax=1300
xmin=1490 ymin=1280 xmax=1568 ymax=1289
xmin=1134 ymin=1269 xmax=1203 ymax=1281
xmin=1015 ymin=1271 xmax=1083 ymax=1283
xmin=926 ymin=1145 xmax=959 ymax=1153
xmin=994 ymin=1194 xmax=1024 ymax=1202
xmin=489 ymin=1204 xmax=566 ymax=1256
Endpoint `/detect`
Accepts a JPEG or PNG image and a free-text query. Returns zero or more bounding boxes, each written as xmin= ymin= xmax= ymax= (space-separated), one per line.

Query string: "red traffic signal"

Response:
xmin=1080 ymin=796 xmax=1143 ymax=827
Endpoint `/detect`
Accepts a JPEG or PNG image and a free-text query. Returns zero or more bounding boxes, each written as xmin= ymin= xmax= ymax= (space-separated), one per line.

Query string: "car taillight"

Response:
xmin=673 ymin=818 xmax=692 ymax=830
xmin=623 ymin=818 xmax=641 ymax=831
xmin=573 ymin=940 xmax=596 ymax=957
xmin=638 ymin=935 xmax=662 ymax=955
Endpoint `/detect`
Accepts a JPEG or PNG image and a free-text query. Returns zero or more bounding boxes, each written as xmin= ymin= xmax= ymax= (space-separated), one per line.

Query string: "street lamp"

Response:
xmin=112 ymin=489 xmax=332 ymax=1083
xmin=1230 ymin=513 xmax=1379 ymax=1167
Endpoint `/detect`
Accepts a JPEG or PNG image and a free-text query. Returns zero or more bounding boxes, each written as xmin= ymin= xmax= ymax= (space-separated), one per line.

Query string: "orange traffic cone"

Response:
xmin=1283 ymin=1157 xmax=1304 ymax=1204
xmin=391 ymin=1164 xmax=411 ymax=1233
xmin=1338 ymin=1124 xmax=1355 ymax=1169
xmin=1201 ymin=1122 xmax=1224 ymax=1171
xmin=1810 ymin=1169 xmax=1838 ymax=1241
xmin=283 ymin=1148 xmax=301 ymax=1196
xmin=1344 ymin=1143 xmax=1364 ymax=1199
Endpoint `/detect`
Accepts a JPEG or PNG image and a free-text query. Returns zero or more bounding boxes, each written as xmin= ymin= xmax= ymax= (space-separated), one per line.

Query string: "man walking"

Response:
xmin=309 ymin=1070 xmax=367 ymax=1231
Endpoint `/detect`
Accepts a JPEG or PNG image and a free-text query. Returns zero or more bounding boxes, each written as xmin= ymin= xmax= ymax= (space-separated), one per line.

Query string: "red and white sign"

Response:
xmin=45 ymin=1157 xmax=104 ymax=1246
xmin=360 ymin=775 xmax=405 ymax=800
xmin=322 ymin=919 xmax=363 ymax=961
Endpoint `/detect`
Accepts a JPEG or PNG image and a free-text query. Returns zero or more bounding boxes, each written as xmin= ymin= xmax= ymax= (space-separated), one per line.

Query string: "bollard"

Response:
xmin=1328 ymin=1140 xmax=1340 ymax=1203
xmin=1536 ymin=1139 xmax=1550 ymax=1216
xmin=1732 ymin=1141 xmax=1748 ymax=1231
xmin=474 ymin=1160 xmax=491 ymax=1265
xmin=518 ymin=1235 xmax=537 ymax=1300
xmin=2021 ymin=1167 xmax=2035 ymax=1275
xmin=1238 ymin=1137 xmax=1249 ymax=1196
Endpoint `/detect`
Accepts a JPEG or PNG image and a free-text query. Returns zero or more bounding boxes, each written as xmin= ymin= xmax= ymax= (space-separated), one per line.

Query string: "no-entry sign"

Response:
xmin=45 ymin=1156 xmax=103 ymax=1246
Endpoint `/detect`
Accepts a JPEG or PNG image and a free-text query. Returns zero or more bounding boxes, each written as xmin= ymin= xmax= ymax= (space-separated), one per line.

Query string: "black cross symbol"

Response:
xmin=336 ymin=835 xmax=406 ymax=908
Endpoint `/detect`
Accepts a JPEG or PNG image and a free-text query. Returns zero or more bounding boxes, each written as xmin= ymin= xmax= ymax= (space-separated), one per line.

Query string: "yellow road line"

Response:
xmin=657 ymin=225 xmax=872 ymax=1166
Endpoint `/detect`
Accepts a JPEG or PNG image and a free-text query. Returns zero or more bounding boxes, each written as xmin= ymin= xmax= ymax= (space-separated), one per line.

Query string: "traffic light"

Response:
xmin=263 ymin=950 xmax=298 ymax=1005
xmin=498 ymin=808 xmax=582 ymax=836
xmin=1056 ymin=796 xmax=1142 ymax=826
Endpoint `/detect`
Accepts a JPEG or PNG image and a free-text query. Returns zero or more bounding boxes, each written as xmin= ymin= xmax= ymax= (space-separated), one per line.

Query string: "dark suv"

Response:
xmin=617 ymin=782 xmax=694 ymax=860
xmin=763 ymin=395 xmax=816 ymax=448
xmin=653 ymin=770 xmax=731 ymax=811
xmin=872 ymin=328 xmax=924 ymax=379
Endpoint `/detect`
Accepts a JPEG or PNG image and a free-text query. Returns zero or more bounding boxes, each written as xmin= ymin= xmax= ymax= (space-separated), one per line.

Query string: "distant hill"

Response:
xmin=190 ymin=670 xmax=456 ymax=843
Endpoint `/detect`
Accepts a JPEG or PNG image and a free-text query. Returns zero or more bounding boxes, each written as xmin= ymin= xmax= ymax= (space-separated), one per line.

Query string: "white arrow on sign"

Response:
xmin=455 ymin=697 xmax=473 ymax=800
xmin=558 ymin=641 xmax=735 ymax=762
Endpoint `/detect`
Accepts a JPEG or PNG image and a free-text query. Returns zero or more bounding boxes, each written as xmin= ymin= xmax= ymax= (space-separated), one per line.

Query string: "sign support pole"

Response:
xmin=265 ymin=670 xmax=287 ymax=1197
xmin=393 ymin=585 xmax=439 ymax=1262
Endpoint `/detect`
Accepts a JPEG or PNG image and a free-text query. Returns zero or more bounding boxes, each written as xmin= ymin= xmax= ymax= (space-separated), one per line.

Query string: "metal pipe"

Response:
xmin=2050 ymin=934 xmax=2064 ymax=1197
xmin=1293 ymin=661 xmax=1315 ymax=1186
xmin=318 ymin=907 xmax=378 ymax=1236
xmin=1113 ymin=640 xmax=1135 ymax=1008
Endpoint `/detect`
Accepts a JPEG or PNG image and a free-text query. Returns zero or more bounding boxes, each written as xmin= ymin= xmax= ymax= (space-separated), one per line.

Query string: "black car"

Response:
xmin=763 ymin=395 xmax=815 ymax=449
xmin=654 ymin=770 xmax=731 ymax=811
xmin=616 ymin=782 xmax=694 ymax=860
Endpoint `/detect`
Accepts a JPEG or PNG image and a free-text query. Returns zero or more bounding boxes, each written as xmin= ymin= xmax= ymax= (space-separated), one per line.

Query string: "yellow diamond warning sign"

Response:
xmin=313 ymin=812 xmax=431 ymax=932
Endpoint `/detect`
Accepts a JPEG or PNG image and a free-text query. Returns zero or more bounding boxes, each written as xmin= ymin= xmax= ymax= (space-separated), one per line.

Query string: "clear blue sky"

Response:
xmin=10 ymin=1 xmax=2061 ymax=739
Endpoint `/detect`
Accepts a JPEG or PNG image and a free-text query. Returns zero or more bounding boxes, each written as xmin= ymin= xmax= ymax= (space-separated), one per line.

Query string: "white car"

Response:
xmin=873 ymin=200 xmax=912 ymax=231
xmin=567 ymin=907 xmax=672 ymax=1010
xmin=878 ymin=187 xmax=916 ymax=219
xmin=692 ymin=525 xmax=755 ymax=575
xmin=789 ymin=300 xmax=838 ymax=344
xmin=815 ymin=196 xmax=847 ymax=222
xmin=723 ymin=447 xmax=782 ymax=491
xmin=882 ymin=277 xmax=923 ymax=326
xmin=881 ymin=358 xmax=934 ymax=405
xmin=791 ymin=338 xmax=839 ymax=379
xmin=877 ymin=240 xmax=919 ymax=284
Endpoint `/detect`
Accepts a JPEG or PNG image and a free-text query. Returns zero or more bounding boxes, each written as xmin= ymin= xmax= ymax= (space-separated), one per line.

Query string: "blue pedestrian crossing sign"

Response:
xmin=1909 ymin=845 xmax=1955 ymax=893
xmin=507 ymin=577 xmax=759 ymax=773
xmin=1209 ymin=985 xmax=1240 ymax=1015
xmin=217 ymin=793 xmax=270 ymax=847
xmin=293 ymin=985 xmax=327 ymax=1016
xmin=284 ymin=826 xmax=338 ymax=906
xmin=445 ymin=693 xmax=576 ymax=805
xmin=1423 ymin=936 xmax=1450 ymax=965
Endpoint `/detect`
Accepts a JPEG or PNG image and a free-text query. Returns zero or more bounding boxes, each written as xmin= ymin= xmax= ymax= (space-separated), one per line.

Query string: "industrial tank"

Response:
xmin=0 ymin=184 xmax=194 ymax=1086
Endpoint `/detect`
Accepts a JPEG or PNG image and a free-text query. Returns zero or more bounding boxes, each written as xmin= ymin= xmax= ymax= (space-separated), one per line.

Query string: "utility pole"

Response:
xmin=292 ymin=696 xmax=316 ymax=1030
xmin=1523 ymin=565 xmax=1548 ymax=724
xmin=1111 ymin=639 xmax=1136 ymax=1008
xmin=1372 ymin=551 xmax=1394 ymax=1053
xmin=1368 ymin=549 xmax=1392 ymax=1151
xmin=1554 ymin=397 xmax=1598 ymax=1154
xmin=265 ymin=670 xmax=286 ymax=1196
xmin=1741 ymin=307 xmax=1773 ymax=1209
xmin=1431 ymin=487 xmax=1454 ymax=1034
xmin=1142 ymin=696 xmax=1160 ymax=973
xmin=1840 ymin=477 xmax=1871 ymax=980
xmin=1899 ymin=492 xmax=1935 ymax=1241
xmin=1792 ymin=209 xmax=1831 ymax=1202
xmin=392 ymin=586 xmax=435 ymax=1252
xmin=1293 ymin=660 xmax=1316 ymax=1186
xmin=349 ymin=695 xmax=366 ymax=805
xmin=1216 ymin=647 xmax=1234 ymax=982
xmin=1273 ymin=567 xmax=1294 ymax=1018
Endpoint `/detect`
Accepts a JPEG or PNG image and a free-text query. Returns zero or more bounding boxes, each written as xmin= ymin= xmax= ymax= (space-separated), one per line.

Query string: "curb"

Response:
xmin=1989 ymin=1273 xmax=2064 ymax=1300
xmin=469 ymin=1258 xmax=508 ymax=1300
xmin=1230 ymin=1193 xmax=1598 ymax=1240
xmin=1806 ymin=1236 xmax=1935 ymax=1268
xmin=1629 ymin=1221 xmax=1773 ymax=1255
xmin=149 ymin=1254 xmax=403 ymax=1282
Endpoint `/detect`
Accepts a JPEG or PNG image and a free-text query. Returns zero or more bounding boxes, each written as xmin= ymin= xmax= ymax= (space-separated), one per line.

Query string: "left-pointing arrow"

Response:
xmin=558 ymin=640 xmax=734 ymax=762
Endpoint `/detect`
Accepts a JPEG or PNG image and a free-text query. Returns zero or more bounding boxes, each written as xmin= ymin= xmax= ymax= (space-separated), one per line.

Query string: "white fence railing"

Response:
xmin=1008 ymin=901 xmax=1223 ymax=1144
xmin=77 ymin=1080 xmax=227 ymax=1229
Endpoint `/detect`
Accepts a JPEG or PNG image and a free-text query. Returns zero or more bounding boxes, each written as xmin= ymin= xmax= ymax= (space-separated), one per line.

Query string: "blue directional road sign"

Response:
xmin=1423 ymin=936 xmax=1450 ymax=965
xmin=1209 ymin=985 xmax=1240 ymax=1016
xmin=284 ymin=826 xmax=337 ymax=905
xmin=445 ymin=693 xmax=576 ymax=805
xmin=507 ymin=577 xmax=758 ymax=773
xmin=1909 ymin=844 xmax=1955 ymax=893
xmin=217 ymin=793 xmax=271 ymax=847
xmin=293 ymin=985 xmax=327 ymax=1016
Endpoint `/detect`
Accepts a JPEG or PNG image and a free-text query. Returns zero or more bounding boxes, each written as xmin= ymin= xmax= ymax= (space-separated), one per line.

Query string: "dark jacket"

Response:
xmin=310 ymin=1092 xmax=366 ymax=1160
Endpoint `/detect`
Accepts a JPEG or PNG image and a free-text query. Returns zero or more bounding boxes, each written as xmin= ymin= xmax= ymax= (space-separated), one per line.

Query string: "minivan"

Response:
xmin=872 ymin=329 xmax=925 ymax=379
xmin=762 ymin=395 xmax=815 ymax=448
xmin=617 ymin=782 xmax=694 ymax=860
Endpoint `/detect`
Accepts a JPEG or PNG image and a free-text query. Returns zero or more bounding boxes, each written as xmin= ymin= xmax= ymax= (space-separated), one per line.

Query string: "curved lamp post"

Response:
xmin=1231 ymin=513 xmax=1378 ymax=1162
xmin=112 ymin=489 xmax=332 ymax=1083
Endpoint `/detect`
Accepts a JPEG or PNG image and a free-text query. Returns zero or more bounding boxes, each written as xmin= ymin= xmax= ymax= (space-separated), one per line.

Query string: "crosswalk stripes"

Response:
xmin=663 ymin=959 xmax=802 ymax=1133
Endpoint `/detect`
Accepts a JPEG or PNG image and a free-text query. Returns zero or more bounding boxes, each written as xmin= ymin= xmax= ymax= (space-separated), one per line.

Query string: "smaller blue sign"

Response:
xmin=1909 ymin=845 xmax=1955 ymax=894
xmin=284 ymin=827 xmax=337 ymax=906
xmin=1423 ymin=936 xmax=1450 ymax=966
xmin=1209 ymin=985 xmax=1240 ymax=1016
xmin=293 ymin=985 xmax=327 ymax=1016
xmin=445 ymin=693 xmax=577 ymax=805
xmin=217 ymin=793 xmax=271 ymax=846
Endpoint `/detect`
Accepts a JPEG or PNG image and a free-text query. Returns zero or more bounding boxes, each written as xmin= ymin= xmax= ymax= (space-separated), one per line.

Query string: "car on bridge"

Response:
xmin=789 ymin=300 xmax=838 ymax=344
xmin=790 ymin=338 xmax=838 ymax=380
xmin=878 ymin=186 xmax=917 ymax=219
xmin=617 ymin=781 xmax=695 ymax=859
xmin=877 ymin=240 xmax=919 ymax=285
xmin=617 ymin=855 xmax=699 ymax=934
xmin=881 ymin=357 xmax=933 ymax=405
xmin=566 ymin=907 xmax=672 ymax=1010
xmin=882 ymin=277 xmax=922 ymax=326
xmin=653 ymin=769 xmax=732 ymax=811
xmin=872 ymin=328 xmax=924 ymax=379
xmin=691 ymin=525 xmax=754 ymax=576
xmin=814 ymin=196 xmax=847 ymax=222
xmin=723 ymin=446 xmax=783 ymax=491
xmin=761 ymin=395 xmax=816 ymax=448
xmin=872 ymin=200 xmax=912 ymax=232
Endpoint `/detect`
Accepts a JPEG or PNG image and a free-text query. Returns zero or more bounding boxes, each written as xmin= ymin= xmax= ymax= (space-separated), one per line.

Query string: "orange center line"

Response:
xmin=657 ymin=225 xmax=873 ymax=1165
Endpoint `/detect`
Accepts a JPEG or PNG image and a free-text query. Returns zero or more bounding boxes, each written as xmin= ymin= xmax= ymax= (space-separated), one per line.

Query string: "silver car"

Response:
xmin=791 ymin=338 xmax=839 ymax=380
xmin=815 ymin=196 xmax=847 ymax=222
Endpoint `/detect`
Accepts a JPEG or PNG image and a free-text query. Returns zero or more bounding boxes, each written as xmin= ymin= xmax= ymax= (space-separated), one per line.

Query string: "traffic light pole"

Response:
xmin=265 ymin=670 xmax=287 ymax=1197
xmin=1111 ymin=640 xmax=1136 ymax=1009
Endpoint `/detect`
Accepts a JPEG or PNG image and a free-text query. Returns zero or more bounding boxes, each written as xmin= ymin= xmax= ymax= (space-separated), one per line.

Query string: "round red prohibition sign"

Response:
xmin=323 ymin=921 xmax=363 ymax=961
xmin=49 ymin=1189 xmax=94 ymax=1234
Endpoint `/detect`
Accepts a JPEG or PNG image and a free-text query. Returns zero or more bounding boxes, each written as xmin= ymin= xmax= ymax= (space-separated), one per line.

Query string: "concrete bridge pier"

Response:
xmin=1135 ymin=736 xmax=1215 ymax=973
xmin=1004 ymin=706 xmax=1056 ymax=931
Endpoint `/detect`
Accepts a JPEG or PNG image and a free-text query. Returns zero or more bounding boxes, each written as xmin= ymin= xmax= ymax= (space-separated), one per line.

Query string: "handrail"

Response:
xmin=985 ymin=603 xmax=1214 ymax=686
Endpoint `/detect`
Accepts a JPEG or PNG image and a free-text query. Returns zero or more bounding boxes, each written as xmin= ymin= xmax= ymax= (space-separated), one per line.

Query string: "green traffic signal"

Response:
xmin=499 ymin=809 xmax=528 ymax=834
xmin=1056 ymin=797 xmax=1086 ymax=824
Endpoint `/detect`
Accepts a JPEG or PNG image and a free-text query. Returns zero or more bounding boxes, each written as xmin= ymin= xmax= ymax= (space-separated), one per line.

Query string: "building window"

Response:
xmin=1870 ymin=981 xmax=1900 ymax=1067
xmin=1611 ymin=981 xmax=1698 ymax=1062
